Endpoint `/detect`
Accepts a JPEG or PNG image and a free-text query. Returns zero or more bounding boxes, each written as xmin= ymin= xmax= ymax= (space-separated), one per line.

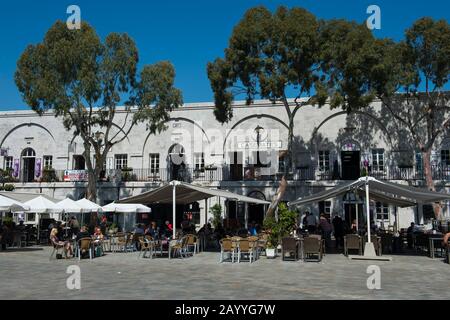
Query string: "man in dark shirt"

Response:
xmin=76 ymin=226 xmax=91 ymax=241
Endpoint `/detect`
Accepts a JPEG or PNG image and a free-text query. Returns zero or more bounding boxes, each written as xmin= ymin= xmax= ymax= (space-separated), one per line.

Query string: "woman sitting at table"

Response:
xmin=93 ymin=227 xmax=104 ymax=242
xmin=50 ymin=228 xmax=73 ymax=258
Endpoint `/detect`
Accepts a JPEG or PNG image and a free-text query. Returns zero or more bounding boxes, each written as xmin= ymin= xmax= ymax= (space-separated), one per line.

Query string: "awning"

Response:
xmin=289 ymin=177 xmax=450 ymax=207
xmin=102 ymin=203 xmax=152 ymax=213
xmin=118 ymin=181 xmax=271 ymax=205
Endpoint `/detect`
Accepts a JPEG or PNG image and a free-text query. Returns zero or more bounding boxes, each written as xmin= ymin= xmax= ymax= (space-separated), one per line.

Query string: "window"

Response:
xmin=115 ymin=154 xmax=128 ymax=169
xmin=194 ymin=153 xmax=205 ymax=171
xmin=372 ymin=149 xmax=385 ymax=172
xmin=26 ymin=213 xmax=36 ymax=222
xmin=375 ymin=202 xmax=389 ymax=221
xmin=319 ymin=201 xmax=332 ymax=215
xmin=73 ymin=155 xmax=85 ymax=170
xmin=150 ymin=154 xmax=160 ymax=175
xmin=318 ymin=151 xmax=330 ymax=171
xmin=4 ymin=156 xmax=13 ymax=170
xmin=43 ymin=156 xmax=53 ymax=170
xmin=415 ymin=152 xmax=423 ymax=173
xmin=441 ymin=150 xmax=450 ymax=166
xmin=252 ymin=151 xmax=271 ymax=168
xmin=278 ymin=151 xmax=287 ymax=173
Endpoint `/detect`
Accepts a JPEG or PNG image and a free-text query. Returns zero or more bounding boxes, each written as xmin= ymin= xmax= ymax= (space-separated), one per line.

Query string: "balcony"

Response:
xmin=3 ymin=165 xmax=450 ymax=184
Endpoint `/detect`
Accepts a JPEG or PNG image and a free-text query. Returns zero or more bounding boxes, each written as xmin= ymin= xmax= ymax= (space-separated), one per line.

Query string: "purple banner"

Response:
xmin=13 ymin=159 xmax=19 ymax=178
xmin=35 ymin=158 xmax=42 ymax=178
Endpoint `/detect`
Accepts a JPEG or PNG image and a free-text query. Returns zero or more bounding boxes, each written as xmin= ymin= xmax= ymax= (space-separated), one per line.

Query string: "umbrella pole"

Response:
xmin=173 ymin=182 xmax=177 ymax=239
xmin=364 ymin=176 xmax=376 ymax=257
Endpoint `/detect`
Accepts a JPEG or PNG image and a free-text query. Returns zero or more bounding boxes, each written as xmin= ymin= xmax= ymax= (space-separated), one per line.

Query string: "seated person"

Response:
xmin=93 ymin=227 xmax=104 ymax=242
xmin=443 ymin=232 xmax=450 ymax=248
xmin=76 ymin=226 xmax=91 ymax=241
xmin=50 ymin=228 xmax=73 ymax=258
xmin=134 ymin=224 xmax=145 ymax=235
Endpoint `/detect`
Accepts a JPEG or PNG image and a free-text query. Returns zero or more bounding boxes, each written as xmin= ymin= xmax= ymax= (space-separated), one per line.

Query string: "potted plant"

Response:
xmin=263 ymin=203 xmax=297 ymax=259
xmin=210 ymin=203 xmax=222 ymax=229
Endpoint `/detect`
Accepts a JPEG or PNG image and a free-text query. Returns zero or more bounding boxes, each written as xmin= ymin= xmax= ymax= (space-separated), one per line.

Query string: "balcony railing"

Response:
xmin=5 ymin=165 xmax=450 ymax=183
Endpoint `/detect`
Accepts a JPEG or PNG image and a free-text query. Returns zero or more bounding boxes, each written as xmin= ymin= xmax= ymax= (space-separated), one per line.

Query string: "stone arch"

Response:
xmin=0 ymin=123 xmax=55 ymax=148
xmin=141 ymin=117 xmax=211 ymax=157
xmin=311 ymin=111 xmax=393 ymax=148
xmin=223 ymin=114 xmax=289 ymax=152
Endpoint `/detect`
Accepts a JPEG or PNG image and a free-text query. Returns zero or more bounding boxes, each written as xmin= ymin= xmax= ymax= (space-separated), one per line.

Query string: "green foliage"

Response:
xmin=3 ymin=184 xmax=15 ymax=192
xmin=2 ymin=217 xmax=13 ymax=226
xmin=207 ymin=6 xmax=322 ymax=124
xmin=15 ymin=21 xmax=182 ymax=201
xmin=0 ymin=169 xmax=16 ymax=183
xmin=210 ymin=204 xmax=222 ymax=229
xmin=263 ymin=203 xmax=297 ymax=248
xmin=42 ymin=169 xmax=57 ymax=182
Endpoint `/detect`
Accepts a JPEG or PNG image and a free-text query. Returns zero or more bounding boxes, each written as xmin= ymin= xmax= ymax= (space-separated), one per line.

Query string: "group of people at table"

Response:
xmin=48 ymin=217 xmax=177 ymax=259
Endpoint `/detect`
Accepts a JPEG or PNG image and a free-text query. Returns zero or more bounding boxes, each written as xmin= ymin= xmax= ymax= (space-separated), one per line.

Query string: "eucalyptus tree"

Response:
xmin=15 ymin=21 xmax=182 ymax=201
xmin=207 ymin=6 xmax=324 ymax=175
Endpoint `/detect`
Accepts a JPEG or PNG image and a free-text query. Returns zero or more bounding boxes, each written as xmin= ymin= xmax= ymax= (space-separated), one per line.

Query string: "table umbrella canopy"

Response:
xmin=76 ymin=198 xmax=102 ymax=212
xmin=0 ymin=191 xmax=60 ymax=203
xmin=23 ymin=196 xmax=62 ymax=213
xmin=102 ymin=202 xmax=152 ymax=213
xmin=117 ymin=181 xmax=271 ymax=205
xmin=0 ymin=195 xmax=29 ymax=212
xmin=288 ymin=177 xmax=450 ymax=207
xmin=54 ymin=198 xmax=85 ymax=213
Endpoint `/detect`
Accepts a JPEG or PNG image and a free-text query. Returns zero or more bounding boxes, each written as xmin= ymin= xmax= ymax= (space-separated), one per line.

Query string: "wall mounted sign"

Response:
xmin=237 ymin=141 xmax=282 ymax=150
xmin=63 ymin=170 xmax=88 ymax=182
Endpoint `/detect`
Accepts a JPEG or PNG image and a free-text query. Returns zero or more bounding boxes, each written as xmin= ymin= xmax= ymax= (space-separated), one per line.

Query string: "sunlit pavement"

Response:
xmin=0 ymin=246 xmax=449 ymax=300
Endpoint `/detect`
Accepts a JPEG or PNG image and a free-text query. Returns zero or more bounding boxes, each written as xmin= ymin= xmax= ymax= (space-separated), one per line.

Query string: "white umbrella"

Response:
xmin=24 ymin=196 xmax=62 ymax=214
xmin=54 ymin=198 xmax=84 ymax=213
xmin=102 ymin=202 xmax=151 ymax=232
xmin=0 ymin=195 xmax=29 ymax=212
xmin=76 ymin=198 xmax=102 ymax=212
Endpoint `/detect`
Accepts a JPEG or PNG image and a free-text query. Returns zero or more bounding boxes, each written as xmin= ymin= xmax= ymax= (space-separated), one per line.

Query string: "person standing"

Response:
xmin=319 ymin=214 xmax=333 ymax=248
xmin=306 ymin=212 xmax=317 ymax=234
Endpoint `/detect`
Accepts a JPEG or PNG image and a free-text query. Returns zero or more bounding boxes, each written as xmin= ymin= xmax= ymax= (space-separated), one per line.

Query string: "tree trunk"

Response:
xmin=265 ymin=176 xmax=288 ymax=220
xmin=286 ymin=117 xmax=295 ymax=176
xmin=422 ymin=149 xmax=441 ymax=219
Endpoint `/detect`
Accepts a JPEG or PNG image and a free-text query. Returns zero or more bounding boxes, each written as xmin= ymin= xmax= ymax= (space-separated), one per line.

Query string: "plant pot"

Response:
xmin=266 ymin=248 xmax=277 ymax=259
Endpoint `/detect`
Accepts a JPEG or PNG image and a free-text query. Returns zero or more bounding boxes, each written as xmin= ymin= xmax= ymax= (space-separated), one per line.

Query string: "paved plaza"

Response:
xmin=0 ymin=246 xmax=449 ymax=300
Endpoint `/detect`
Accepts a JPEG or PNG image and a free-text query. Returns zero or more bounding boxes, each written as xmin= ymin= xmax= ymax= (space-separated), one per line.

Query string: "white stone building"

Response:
xmin=1 ymin=99 xmax=449 ymax=230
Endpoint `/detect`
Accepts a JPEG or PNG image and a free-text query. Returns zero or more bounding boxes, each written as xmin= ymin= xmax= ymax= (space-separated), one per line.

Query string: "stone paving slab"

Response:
xmin=0 ymin=246 xmax=449 ymax=300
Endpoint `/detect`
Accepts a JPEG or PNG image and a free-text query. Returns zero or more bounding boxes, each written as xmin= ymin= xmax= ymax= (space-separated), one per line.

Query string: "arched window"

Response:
xmin=21 ymin=148 xmax=36 ymax=158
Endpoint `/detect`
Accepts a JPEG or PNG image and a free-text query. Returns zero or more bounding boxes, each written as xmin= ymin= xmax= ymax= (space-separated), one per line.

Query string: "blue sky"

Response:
xmin=0 ymin=0 xmax=448 ymax=110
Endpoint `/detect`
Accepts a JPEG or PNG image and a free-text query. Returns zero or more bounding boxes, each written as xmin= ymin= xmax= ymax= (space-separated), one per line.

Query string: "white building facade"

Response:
xmin=1 ymin=99 xmax=450 ymax=230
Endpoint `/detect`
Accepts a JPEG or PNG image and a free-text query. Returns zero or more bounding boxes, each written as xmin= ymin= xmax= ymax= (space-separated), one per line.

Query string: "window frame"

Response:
xmin=114 ymin=154 xmax=128 ymax=170
xmin=149 ymin=153 xmax=160 ymax=175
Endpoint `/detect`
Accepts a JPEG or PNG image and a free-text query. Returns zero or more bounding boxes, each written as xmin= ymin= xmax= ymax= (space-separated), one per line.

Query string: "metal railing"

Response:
xmin=9 ymin=164 xmax=450 ymax=183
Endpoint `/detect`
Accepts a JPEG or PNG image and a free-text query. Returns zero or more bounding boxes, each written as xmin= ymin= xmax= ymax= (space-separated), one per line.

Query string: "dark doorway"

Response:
xmin=23 ymin=158 xmax=35 ymax=182
xmin=247 ymin=191 xmax=266 ymax=226
xmin=341 ymin=151 xmax=360 ymax=180
xmin=248 ymin=204 xmax=265 ymax=225
xmin=344 ymin=203 xmax=363 ymax=230
xmin=230 ymin=152 xmax=243 ymax=181
xmin=73 ymin=155 xmax=86 ymax=170
xmin=168 ymin=144 xmax=187 ymax=181
xmin=21 ymin=148 xmax=36 ymax=182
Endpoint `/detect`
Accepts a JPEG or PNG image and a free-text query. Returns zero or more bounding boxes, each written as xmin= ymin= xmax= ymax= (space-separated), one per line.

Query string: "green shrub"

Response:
xmin=3 ymin=184 xmax=15 ymax=191
xmin=210 ymin=203 xmax=222 ymax=229
xmin=263 ymin=203 xmax=297 ymax=248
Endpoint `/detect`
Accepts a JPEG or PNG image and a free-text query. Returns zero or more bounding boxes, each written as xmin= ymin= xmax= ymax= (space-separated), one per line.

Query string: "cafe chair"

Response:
xmin=282 ymin=237 xmax=299 ymax=261
xmin=344 ymin=234 xmax=363 ymax=256
xmin=77 ymin=238 xmax=93 ymax=260
xmin=219 ymin=238 xmax=236 ymax=263
xmin=302 ymin=236 xmax=323 ymax=262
